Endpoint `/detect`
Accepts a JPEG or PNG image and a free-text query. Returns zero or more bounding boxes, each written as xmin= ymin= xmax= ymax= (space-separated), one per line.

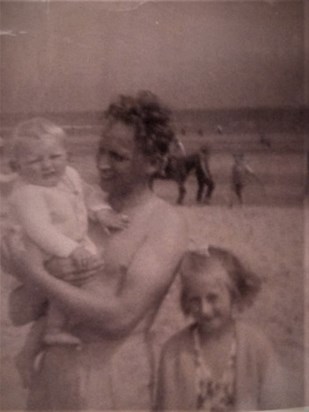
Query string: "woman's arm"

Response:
xmin=1 ymin=230 xmax=100 ymax=325
xmin=9 ymin=285 xmax=47 ymax=326
xmin=13 ymin=206 xmax=188 ymax=337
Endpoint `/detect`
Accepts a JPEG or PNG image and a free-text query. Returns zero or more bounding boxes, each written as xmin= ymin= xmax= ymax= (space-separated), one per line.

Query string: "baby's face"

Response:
xmin=16 ymin=137 xmax=67 ymax=187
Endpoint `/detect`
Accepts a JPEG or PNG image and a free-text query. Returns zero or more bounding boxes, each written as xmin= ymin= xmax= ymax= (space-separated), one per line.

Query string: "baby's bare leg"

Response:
xmin=44 ymin=303 xmax=81 ymax=346
xmin=16 ymin=317 xmax=46 ymax=388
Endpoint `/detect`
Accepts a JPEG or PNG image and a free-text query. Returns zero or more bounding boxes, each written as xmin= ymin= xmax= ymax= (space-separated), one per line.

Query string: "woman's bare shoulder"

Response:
xmin=150 ymin=197 xmax=187 ymax=229
xmin=150 ymin=199 xmax=188 ymax=251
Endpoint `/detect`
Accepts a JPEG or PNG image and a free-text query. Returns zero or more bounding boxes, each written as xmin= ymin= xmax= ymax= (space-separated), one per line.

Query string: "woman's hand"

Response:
xmin=69 ymin=246 xmax=96 ymax=271
xmin=96 ymin=209 xmax=129 ymax=233
xmin=46 ymin=254 xmax=105 ymax=285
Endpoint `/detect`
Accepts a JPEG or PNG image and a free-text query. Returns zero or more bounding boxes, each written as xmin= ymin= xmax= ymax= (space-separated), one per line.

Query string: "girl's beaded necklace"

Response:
xmin=192 ymin=323 xmax=237 ymax=411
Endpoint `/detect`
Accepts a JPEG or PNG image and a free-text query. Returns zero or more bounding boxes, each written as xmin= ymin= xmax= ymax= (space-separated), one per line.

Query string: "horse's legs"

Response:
xmin=177 ymin=181 xmax=186 ymax=204
xmin=196 ymin=180 xmax=204 ymax=202
xmin=195 ymin=168 xmax=215 ymax=203
xmin=204 ymin=177 xmax=215 ymax=201
xmin=195 ymin=167 xmax=205 ymax=202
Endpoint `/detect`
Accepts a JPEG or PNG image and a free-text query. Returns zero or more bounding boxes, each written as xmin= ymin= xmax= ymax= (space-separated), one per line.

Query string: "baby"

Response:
xmin=8 ymin=118 xmax=128 ymax=385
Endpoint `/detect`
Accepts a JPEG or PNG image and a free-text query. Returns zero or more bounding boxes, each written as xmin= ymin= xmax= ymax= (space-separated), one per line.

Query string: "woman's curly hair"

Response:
xmin=180 ymin=245 xmax=262 ymax=315
xmin=104 ymin=91 xmax=175 ymax=156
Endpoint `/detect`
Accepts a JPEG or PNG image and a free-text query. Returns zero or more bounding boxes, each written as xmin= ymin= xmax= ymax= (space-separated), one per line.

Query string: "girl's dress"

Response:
xmin=192 ymin=324 xmax=236 ymax=411
xmin=156 ymin=321 xmax=289 ymax=411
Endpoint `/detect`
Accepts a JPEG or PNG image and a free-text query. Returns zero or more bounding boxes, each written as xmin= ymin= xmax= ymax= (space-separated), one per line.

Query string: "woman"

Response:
xmin=2 ymin=91 xmax=188 ymax=410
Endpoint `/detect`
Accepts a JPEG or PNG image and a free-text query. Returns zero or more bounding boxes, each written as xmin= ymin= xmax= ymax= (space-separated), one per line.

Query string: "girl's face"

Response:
xmin=185 ymin=260 xmax=234 ymax=334
xmin=97 ymin=121 xmax=152 ymax=196
xmin=16 ymin=137 xmax=67 ymax=187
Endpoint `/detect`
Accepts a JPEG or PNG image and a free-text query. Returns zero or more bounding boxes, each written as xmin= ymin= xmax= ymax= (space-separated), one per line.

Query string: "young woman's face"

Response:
xmin=185 ymin=260 xmax=234 ymax=334
xmin=16 ymin=137 xmax=67 ymax=187
xmin=97 ymin=121 xmax=151 ymax=195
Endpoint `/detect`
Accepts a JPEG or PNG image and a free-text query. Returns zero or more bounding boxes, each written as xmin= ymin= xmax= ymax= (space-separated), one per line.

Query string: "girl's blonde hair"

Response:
xmin=180 ymin=245 xmax=262 ymax=315
xmin=11 ymin=117 xmax=67 ymax=163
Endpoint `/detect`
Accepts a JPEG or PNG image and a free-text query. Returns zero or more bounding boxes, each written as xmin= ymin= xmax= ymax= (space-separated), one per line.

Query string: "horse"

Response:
xmin=150 ymin=152 xmax=215 ymax=205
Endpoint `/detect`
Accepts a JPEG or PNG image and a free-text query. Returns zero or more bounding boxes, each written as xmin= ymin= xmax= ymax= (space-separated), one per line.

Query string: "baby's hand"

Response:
xmin=97 ymin=209 xmax=129 ymax=233
xmin=70 ymin=246 xmax=95 ymax=271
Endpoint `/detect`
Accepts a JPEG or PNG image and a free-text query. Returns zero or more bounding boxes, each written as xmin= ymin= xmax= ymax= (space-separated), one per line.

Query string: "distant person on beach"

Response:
xmin=1 ymin=92 xmax=187 ymax=410
xmin=7 ymin=117 xmax=128 ymax=386
xmin=231 ymin=152 xmax=263 ymax=205
xmin=155 ymin=246 xmax=289 ymax=411
xmin=170 ymin=135 xmax=186 ymax=157
xmin=197 ymin=145 xmax=215 ymax=202
xmin=159 ymin=135 xmax=186 ymax=176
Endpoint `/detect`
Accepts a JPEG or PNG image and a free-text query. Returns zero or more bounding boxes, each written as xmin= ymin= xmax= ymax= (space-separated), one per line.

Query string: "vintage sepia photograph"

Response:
xmin=0 ymin=0 xmax=308 ymax=410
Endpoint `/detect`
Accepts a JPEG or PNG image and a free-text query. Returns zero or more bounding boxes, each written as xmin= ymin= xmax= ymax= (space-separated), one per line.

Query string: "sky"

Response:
xmin=0 ymin=0 xmax=305 ymax=113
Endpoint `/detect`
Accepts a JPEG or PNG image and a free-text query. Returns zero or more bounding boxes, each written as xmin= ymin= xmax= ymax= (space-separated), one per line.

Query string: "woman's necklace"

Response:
xmin=192 ymin=323 xmax=237 ymax=411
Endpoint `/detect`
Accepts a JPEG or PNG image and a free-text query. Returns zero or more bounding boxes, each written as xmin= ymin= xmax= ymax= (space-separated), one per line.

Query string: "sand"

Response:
xmin=0 ymin=130 xmax=306 ymax=410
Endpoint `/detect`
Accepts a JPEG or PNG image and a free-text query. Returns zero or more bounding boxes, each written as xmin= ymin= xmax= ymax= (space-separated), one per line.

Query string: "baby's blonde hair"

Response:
xmin=11 ymin=117 xmax=67 ymax=163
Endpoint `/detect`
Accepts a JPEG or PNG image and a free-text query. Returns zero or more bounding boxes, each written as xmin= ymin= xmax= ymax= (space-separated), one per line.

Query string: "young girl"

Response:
xmin=8 ymin=117 xmax=128 ymax=386
xmin=155 ymin=246 xmax=288 ymax=411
